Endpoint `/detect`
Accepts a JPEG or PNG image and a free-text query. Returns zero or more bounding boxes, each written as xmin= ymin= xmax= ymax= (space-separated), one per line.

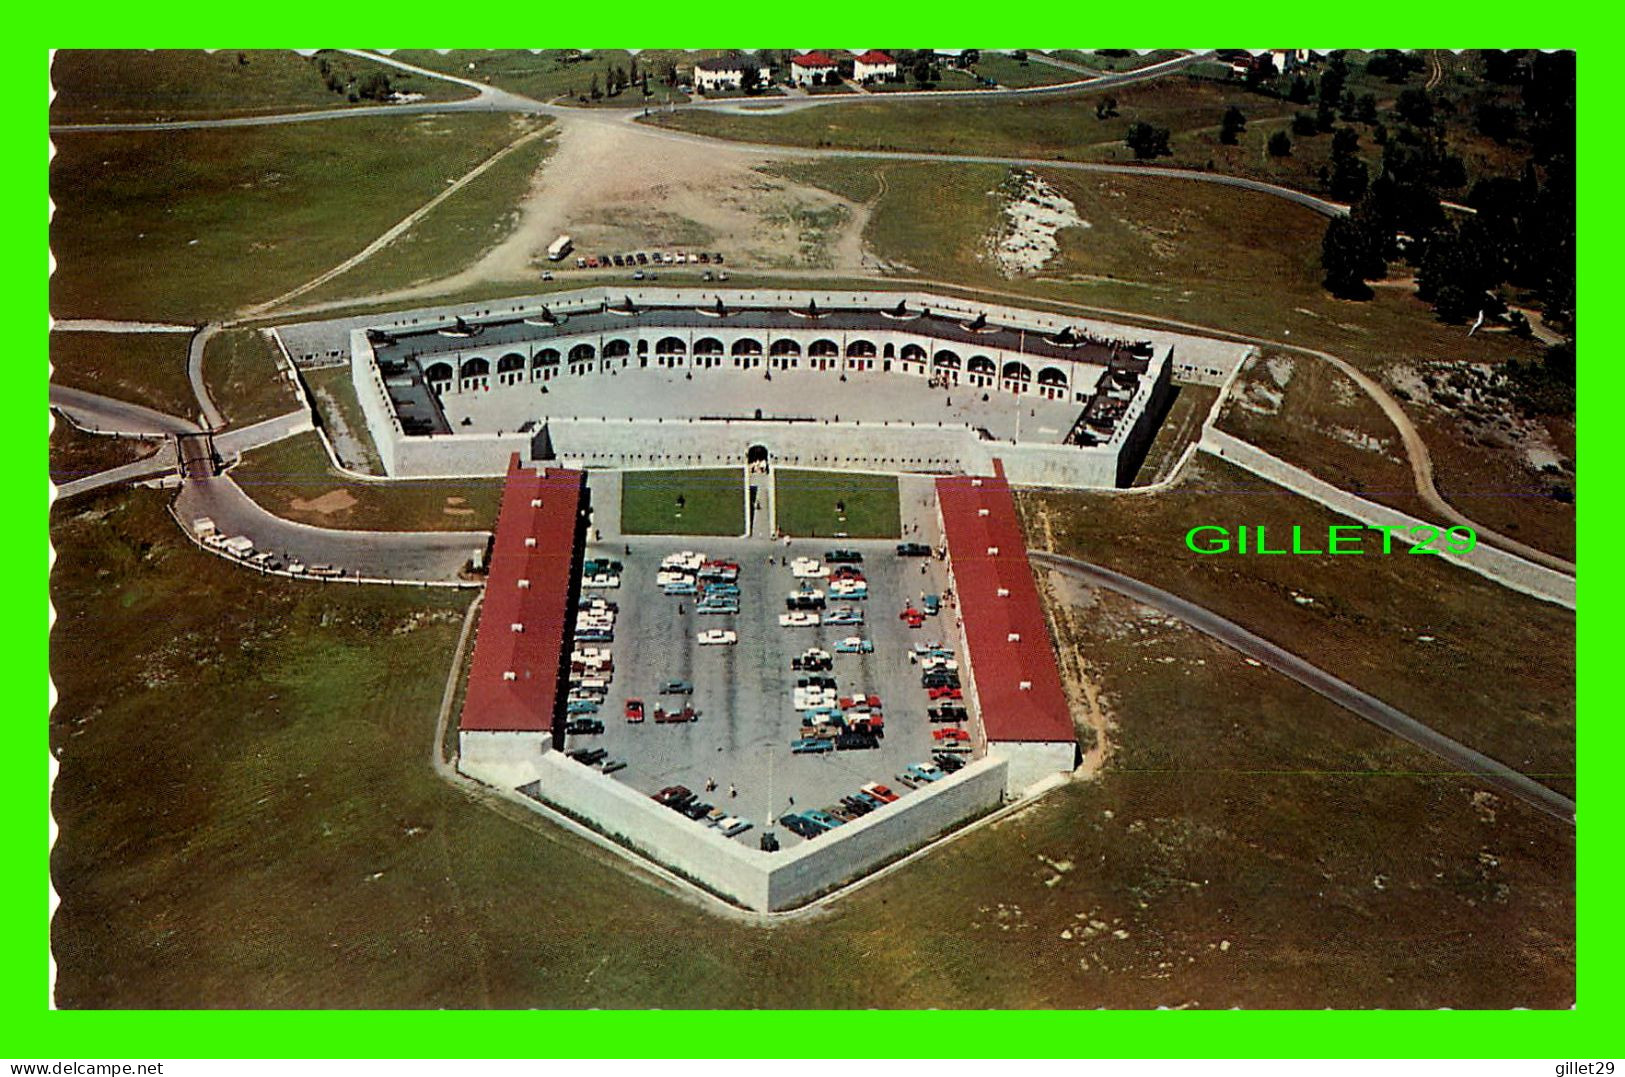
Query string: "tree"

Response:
xmin=1356 ymin=94 xmax=1378 ymax=124
xmin=1474 ymin=101 xmax=1520 ymax=143
xmin=1219 ymin=105 xmax=1246 ymax=145
xmin=1394 ymin=88 xmax=1435 ymax=127
xmin=913 ymin=59 xmax=933 ymax=86
xmin=1287 ymin=75 xmax=1312 ymax=104
xmin=1095 ymin=95 xmax=1118 ymax=119
xmin=589 ymin=73 xmax=602 ymax=100
xmin=1320 ymin=215 xmax=1386 ymax=298
xmin=356 ymin=71 xmax=393 ymax=101
xmin=740 ymin=65 xmax=760 ymax=95
xmin=1124 ymin=123 xmax=1172 ymax=159
xmin=1267 ymin=130 xmax=1292 ymax=157
xmin=1291 ymin=111 xmax=1318 ymax=136
xmin=1328 ymin=129 xmax=1369 ymax=201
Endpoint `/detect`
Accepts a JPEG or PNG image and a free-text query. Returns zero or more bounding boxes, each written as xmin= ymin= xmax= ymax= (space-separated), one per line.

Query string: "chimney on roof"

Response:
xmin=503 ymin=671 xmax=517 ymax=681
xmin=525 ymin=536 xmax=537 ymax=547
xmin=996 ymin=587 xmax=1010 ymax=597
xmin=518 ymin=579 xmax=531 ymax=589
xmin=1007 ymin=632 xmax=1020 ymax=642
xmin=511 ymin=623 xmax=524 ymax=632
xmin=1019 ymin=680 xmax=1032 ymax=690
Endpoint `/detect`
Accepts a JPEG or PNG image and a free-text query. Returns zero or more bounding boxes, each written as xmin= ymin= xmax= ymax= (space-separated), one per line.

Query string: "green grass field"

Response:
xmin=49 ymin=112 xmax=542 ymax=322
xmin=230 ymin=431 xmax=500 ymax=531
xmin=394 ymin=49 xmax=704 ymax=106
xmin=202 ymin=328 xmax=300 ymax=428
xmin=49 ymin=49 xmax=474 ymax=124
xmin=301 ymin=365 xmax=385 ymax=474
xmin=49 ymin=330 xmax=198 ymax=420
xmin=296 ymin=125 xmax=557 ymax=306
xmin=619 ymin=468 xmax=744 ymax=536
xmin=1020 ymin=454 xmax=1575 ymax=799
xmin=49 ymin=423 xmax=159 ymax=488
xmin=774 ymin=469 xmax=901 ymax=538
xmin=48 ymin=487 xmax=1572 ymax=1007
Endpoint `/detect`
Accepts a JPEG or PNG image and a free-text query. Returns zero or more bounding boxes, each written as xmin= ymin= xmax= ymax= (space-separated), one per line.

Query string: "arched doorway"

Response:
xmin=747 ymin=443 xmax=770 ymax=467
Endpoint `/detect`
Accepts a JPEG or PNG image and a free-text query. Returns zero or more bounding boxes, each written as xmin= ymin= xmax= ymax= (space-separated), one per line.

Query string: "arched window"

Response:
xmin=425 ymin=361 xmax=454 ymax=383
xmin=603 ymin=338 xmax=632 ymax=359
xmin=808 ymin=339 xmax=840 ymax=358
xmin=656 ymin=336 xmax=686 ymax=355
xmin=693 ymin=337 xmax=724 ymax=356
xmin=731 ymin=338 xmax=764 ymax=356
xmin=534 ymin=349 xmax=560 ymax=367
xmin=1038 ymin=366 xmax=1067 ymax=387
xmin=967 ymin=355 xmax=996 ymax=376
xmin=1001 ymin=360 xmax=1031 ymax=382
xmin=932 ymin=350 xmax=961 ymax=369
xmin=460 ymin=356 xmax=490 ymax=377
xmin=497 ymin=353 xmax=526 ymax=373
xmin=845 ymin=339 xmax=877 ymax=358
xmin=900 ymin=343 xmax=927 ymax=362
xmin=569 ymin=343 xmax=596 ymax=364
xmin=769 ymin=338 xmax=801 ymax=356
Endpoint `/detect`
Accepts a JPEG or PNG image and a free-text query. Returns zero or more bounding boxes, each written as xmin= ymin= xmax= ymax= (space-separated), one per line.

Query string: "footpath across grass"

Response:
xmin=620 ymin=467 xmax=744 ymax=536
xmin=774 ymin=469 xmax=901 ymax=538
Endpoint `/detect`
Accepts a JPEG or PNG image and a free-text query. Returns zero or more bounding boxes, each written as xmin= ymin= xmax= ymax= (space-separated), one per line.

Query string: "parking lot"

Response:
xmin=560 ymin=476 xmax=977 ymax=848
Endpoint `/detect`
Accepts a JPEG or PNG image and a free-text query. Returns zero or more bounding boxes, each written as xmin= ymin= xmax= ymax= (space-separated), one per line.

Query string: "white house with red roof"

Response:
xmin=852 ymin=50 xmax=898 ymax=84
xmin=789 ymin=51 xmax=839 ymax=86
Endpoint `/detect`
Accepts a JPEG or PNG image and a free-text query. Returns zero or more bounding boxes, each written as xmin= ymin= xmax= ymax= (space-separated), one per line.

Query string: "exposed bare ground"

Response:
xmin=341 ymin=117 xmax=870 ymax=309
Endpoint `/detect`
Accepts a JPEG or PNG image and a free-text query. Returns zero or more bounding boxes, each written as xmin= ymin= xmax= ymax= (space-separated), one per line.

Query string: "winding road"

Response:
xmin=1031 ymin=550 xmax=1576 ymax=825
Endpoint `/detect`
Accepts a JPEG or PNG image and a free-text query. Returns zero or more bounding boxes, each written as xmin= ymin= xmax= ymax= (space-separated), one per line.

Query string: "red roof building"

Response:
xmin=791 ymin=51 xmax=837 ymax=68
xmin=461 ymin=455 xmax=586 ymax=735
xmin=936 ymin=469 xmax=1075 ymax=746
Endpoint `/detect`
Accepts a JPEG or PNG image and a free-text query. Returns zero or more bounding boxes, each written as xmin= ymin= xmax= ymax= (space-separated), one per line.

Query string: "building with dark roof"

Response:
xmin=937 ymin=465 xmax=1077 ymax=792
xmin=458 ymin=455 xmax=587 ymax=783
xmin=693 ymin=52 xmax=773 ymax=92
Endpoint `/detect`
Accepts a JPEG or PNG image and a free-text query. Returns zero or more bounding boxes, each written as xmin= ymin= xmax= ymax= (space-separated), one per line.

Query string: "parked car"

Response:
xmin=825 ymin=548 xmax=863 ymax=564
xmin=906 ymin=763 xmax=946 ymax=783
xmin=636 ymin=252 xmax=649 ymax=264
xmin=933 ymin=754 xmax=966 ymax=773
xmin=720 ymin=817 xmax=753 ymax=838
xmin=900 ymin=607 xmax=926 ymax=628
xmin=599 ymin=759 xmax=627 ymax=775
xmin=834 ymin=637 xmax=874 ymax=654
xmin=897 ymin=542 xmax=932 ymax=557
xmin=779 ymin=611 xmax=821 ymax=628
xmin=825 ymin=607 xmax=864 ymax=626
xmin=933 ymin=727 xmax=970 ymax=741
xmin=921 ymin=593 xmax=942 ymax=615
xmin=697 ymin=629 xmax=738 ymax=645
xmin=565 ymin=718 xmax=605 ymax=735
xmin=861 ymin=782 xmax=899 ymax=803
xmin=654 ymin=785 xmax=690 ymax=806
xmin=780 ymin=813 xmax=824 ymax=838
xmin=659 ymin=680 xmax=693 ymax=695
xmin=927 ymin=686 xmax=964 ymax=701
xmin=790 ymin=737 xmax=835 ymax=754
xmin=803 ymin=809 xmax=844 ymax=828
xmin=624 ymin=698 xmax=645 ymax=722
xmin=567 ymin=699 xmax=601 ymax=715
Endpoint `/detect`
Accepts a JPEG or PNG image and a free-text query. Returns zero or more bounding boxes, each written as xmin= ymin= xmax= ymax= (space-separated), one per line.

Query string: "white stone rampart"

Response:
xmin=1200 ymin=427 xmax=1576 ymax=609
xmin=516 ymin=751 xmax=1007 ymax=912
xmin=339 ymin=289 xmax=1202 ymax=488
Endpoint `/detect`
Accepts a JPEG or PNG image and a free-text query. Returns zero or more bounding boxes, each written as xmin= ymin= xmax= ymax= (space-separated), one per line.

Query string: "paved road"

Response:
xmin=49 ymin=384 xmax=199 ymax=436
xmin=51 ymin=319 xmax=194 ymax=333
xmin=175 ymin=473 xmax=486 ymax=582
xmin=1030 ymin=550 xmax=1575 ymax=825
xmin=187 ymin=324 xmax=226 ymax=430
xmin=53 ymin=442 xmax=180 ymax=501
xmin=212 ymin=409 xmax=313 ymax=457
